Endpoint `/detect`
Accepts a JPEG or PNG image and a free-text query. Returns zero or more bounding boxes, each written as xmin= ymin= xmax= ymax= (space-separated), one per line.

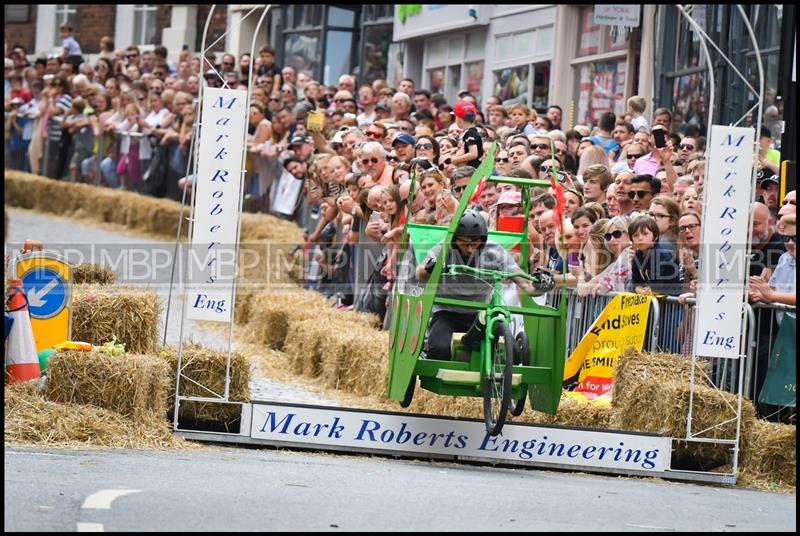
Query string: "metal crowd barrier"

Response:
xmin=560 ymin=290 xmax=796 ymax=402
xmin=746 ymin=301 xmax=796 ymax=404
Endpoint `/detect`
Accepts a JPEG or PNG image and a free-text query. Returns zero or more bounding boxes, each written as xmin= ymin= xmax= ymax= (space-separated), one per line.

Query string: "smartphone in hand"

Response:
xmin=652 ymin=128 xmax=667 ymax=149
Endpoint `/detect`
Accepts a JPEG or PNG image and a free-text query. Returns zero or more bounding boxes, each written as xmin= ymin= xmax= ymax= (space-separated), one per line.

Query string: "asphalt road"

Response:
xmin=4 ymin=447 xmax=796 ymax=532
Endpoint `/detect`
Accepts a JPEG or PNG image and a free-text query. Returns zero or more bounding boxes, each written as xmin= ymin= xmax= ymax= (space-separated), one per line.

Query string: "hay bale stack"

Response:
xmin=5 ymin=380 xmax=182 ymax=449
xmin=612 ymin=348 xmax=711 ymax=409
xmin=240 ymin=213 xmax=304 ymax=243
xmin=740 ymin=419 xmax=796 ymax=487
xmin=72 ymin=284 xmax=161 ymax=354
xmin=318 ymin=325 xmax=389 ymax=396
xmin=158 ymin=343 xmax=250 ymax=426
xmin=523 ymin=396 xmax=614 ymax=429
xmin=243 ymin=290 xmax=379 ymax=350
xmin=73 ymin=263 xmax=117 ymax=285
xmin=410 ymin=389 xmax=484 ymax=419
xmin=610 ymin=379 xmax=757 ymax=468
xmin=5 ymin=171 xmax=304 ymax=245
xmin=609 ymin=349 xmax=760 ymax=468
xmin=284 ymin=319 xmax=330 ymax=377
xmin=43 ymin=350 xmax=170 ymax=419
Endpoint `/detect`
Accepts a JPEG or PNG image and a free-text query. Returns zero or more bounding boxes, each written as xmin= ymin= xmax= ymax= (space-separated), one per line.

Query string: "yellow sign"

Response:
xmin=563 ymin=293 xmax=651 ymax=405
xmin=11 ymin=253 xmax=73 ymax=353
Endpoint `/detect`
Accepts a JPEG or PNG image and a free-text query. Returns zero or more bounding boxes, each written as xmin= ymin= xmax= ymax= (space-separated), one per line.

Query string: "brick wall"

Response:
xmin=4 ymin=6 xmax=37 ymax=54
xmin=74 ymin=5 xmax=116 ymax=54
xmin=196 ymin=5 xmax=228 ymax=53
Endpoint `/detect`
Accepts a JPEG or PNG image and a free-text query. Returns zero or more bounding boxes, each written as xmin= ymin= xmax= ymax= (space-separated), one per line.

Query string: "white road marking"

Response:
xmin=81 ymin=489 xmax=143 ymax=510
xmin=76 ymin=522 xmax=105 ymax=532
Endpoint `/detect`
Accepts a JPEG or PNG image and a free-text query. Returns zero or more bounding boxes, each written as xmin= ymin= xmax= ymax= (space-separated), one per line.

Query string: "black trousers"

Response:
xmin=427 ymin=310 xmax=479 ymax=360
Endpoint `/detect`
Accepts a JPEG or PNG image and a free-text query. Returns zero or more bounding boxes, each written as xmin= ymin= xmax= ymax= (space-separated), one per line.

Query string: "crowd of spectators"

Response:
xmin=4 ymin=30 xmax=795 ymax=419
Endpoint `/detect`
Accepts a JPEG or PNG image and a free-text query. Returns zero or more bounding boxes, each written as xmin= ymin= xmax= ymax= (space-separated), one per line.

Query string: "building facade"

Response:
xmin=5 ymin=4 xmax=393 ymax=87
xmin=391 ymin=4 xmax=655 ymax=130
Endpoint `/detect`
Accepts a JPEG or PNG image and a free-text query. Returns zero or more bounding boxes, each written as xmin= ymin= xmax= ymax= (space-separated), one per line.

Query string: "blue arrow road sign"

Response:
xmin=21 ymin=268 xmax=68 ymax=319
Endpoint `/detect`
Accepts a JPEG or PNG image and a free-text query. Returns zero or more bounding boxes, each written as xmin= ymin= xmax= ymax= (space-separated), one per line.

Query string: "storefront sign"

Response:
xmin=187 ymin=88 xmax=247 ymax=322
xmin=694 ymin=125 xmax=755 ymax=359
xmin=251 ymin=402 xmax=670 ymax=472
xmin=593 ymin=5 xmax=640 ymax=28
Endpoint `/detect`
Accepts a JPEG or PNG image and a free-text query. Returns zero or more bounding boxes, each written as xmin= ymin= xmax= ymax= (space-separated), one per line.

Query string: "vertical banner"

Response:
xmin=186 ymin=88 xmax=247 ymax=322
xmin=562 ymin=294 xmax=651 ymax=405
xmin=694 ymin=125 xmax=755 ymax=359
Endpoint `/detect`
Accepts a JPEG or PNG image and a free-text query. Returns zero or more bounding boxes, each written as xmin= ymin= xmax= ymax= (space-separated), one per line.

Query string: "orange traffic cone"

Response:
xmin=5 ymin=279 xmax=41 ymax=384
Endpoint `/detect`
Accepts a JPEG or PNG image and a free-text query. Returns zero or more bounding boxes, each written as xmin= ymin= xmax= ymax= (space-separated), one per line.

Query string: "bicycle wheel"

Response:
xmin=483 ymin=320 xmax=515 ymax=436
xmin=509 ymin=332 xmax=530 ymax=416
xmin=399 ymin=375 xmax=416 ymax=408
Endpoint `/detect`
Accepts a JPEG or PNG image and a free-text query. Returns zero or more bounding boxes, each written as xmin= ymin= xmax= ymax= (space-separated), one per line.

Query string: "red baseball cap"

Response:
xmin=453 ymin=100 xmax=478 ymax=119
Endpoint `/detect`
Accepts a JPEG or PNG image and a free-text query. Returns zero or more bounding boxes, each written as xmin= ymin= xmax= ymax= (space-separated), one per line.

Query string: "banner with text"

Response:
xmin=251 ymin=403 xmax=671 ymax=473
xmin=187 ymin=88 xmax=247 ymax=322
xmin=562 ymin=294 xmax=651 ymax=405
xmin=694 ymin=125 xmax=755 ymax=359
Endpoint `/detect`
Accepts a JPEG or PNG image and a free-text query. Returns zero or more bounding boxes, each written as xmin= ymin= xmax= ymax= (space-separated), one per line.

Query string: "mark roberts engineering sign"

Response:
xmin=251 ymin=403 xmax=670 ymax=472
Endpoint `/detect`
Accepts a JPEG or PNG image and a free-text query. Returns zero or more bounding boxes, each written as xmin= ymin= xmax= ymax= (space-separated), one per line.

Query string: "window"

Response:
xmin=493 ymin=66 xmax=530 ymax=106
xmin=425 ymin=31 xmax=484 ymax=103
xmin=576 ymin=59 xmax=627 ymax=126
xmin=324 ymin=30 xmax=353 ymax=85
xmin=5 ymin=5 xmax=30 ymax=23
xmin=133 ymin=5 xmax=158 ymax=47
xmin=53 ymin=5 xmax=77 ymax=47
xmin=285 ymin=32 xmax=321 ymax=80
xmin=360 ymin=23 xmax=391 ymax=84
xmin=572 ymin=6 xmax=635 ymax=126
xmin=491 ymin=25 xmax=553 ymax=110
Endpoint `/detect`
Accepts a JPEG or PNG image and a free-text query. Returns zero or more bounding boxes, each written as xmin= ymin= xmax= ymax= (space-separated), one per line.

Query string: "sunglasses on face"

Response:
xmin=679 ymin=223 xmax=700 ymax=233
xmin=628 ymin=190 xmax=652 ymax=199
xmin=604 ymin=229 xmax=626 ymax=241
xmin=126 ymin=54 xmax=138 ymax=59
xmin=438 ymin=158 xmax=452 ymax=170
xmin=365 ymin=131 xmax=383 ymax=139
xmin=269 ymin=98 xmax=281 ymax=102
xmin=452 ymin=184 xmax=466 ymax=193
xmin=415 ymin=143 xmax=433 ymax=150
xmin=627 ymin=153 xmax=645 ymax=160
xmin=781 ymin=234 xmax=796 ymax=243
xmin=783 ymin=199 xmax=796 ymax=206
xmin=386 ymin=156 xmax=399 ymax=163
xmin=361 ymin=157 xmax=380 ymax=165
xmin=540 ymin=165 xmax=559 ymax=175
xmin=496 ymin=157 xmax=510 ymax=164
xmin=531 ymin=143 xmax=550 ymax=151
xmin=679 ymin=144 xmax=695 ymax=151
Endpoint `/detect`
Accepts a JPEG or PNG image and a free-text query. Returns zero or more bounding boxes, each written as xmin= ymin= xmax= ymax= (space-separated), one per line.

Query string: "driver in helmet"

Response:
xmin=415 ymin=209 xmax=553 ymax=360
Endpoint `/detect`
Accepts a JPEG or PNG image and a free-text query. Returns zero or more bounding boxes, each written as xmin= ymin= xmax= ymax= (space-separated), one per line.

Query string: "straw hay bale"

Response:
xmin=284 ymin=319 xmax=329 ymax=377
xmin=317 ymin=326 xmax=389 ymax=396
xmin=522 ymin=396 xmax=614 ymax=429
xmin=4 ymin=380 xmax=185 ymax=449
xmin=5 ymin=171 xmax=304 ymax=246
xmin=243 ymin=290 xmax=379 ymax=350
xmin=612 ymin=348 xmax=711 ymax=409
xmin=158 ymin=343 xmax=250 ymax=426
xmin=43 ymin=350 xmax=170 ymax=419
xmin=610 ymin=379 xmax=757 ymax=468
xmin=740 ymin=419 xmax=796 ymax=487
xmin=72 ymin=284 xmax=161 ymax=354
xmin=72 ymin=263 xmax=117 ymax=285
